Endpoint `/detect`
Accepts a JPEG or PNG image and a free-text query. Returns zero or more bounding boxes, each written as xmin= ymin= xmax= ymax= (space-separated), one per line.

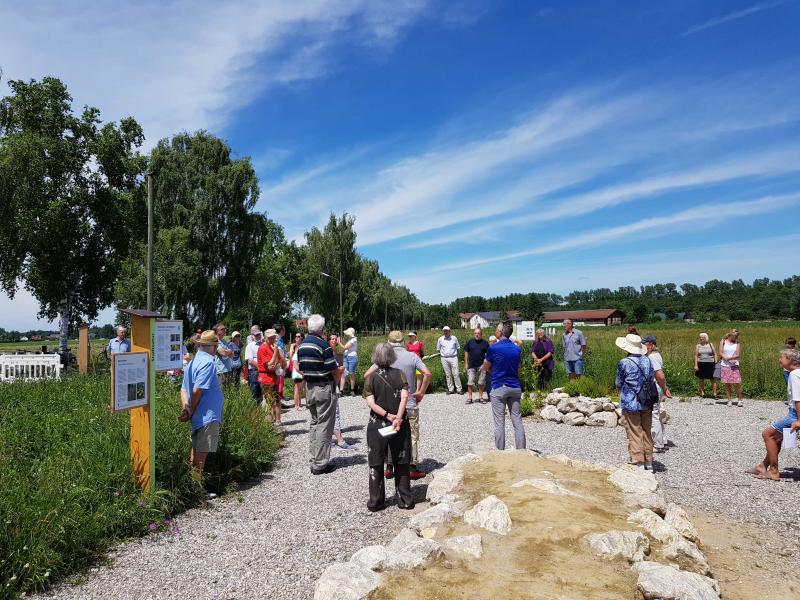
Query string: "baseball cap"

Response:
xmin=642 ymin=335 xmax=657 ymax=345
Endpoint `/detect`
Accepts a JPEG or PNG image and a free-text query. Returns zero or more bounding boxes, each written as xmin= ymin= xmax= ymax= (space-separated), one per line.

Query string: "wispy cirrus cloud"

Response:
xmin=683 ymin=1 xmax=792 ymax=36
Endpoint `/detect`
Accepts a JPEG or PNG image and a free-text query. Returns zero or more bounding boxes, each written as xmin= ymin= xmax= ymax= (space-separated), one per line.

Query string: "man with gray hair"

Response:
xmin=749 ymin=348 xmax=800 ymax=481
xmin=483 ymin=321 xmax=526 ymax=450
xmin=364 ymin=331 xmax=432 ymax=480
xmin=298 ymin=314 xmax=343 ymax=475
xmin=562 ymin=319 xmax=586 ymax=380
xmin=107 ymin=326 xmax=131 ymax=354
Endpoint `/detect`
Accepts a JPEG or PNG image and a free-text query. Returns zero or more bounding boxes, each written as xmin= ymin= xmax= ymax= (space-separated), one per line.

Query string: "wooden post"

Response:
xmin=129 ymin=314 xmax=157 ymax=492
xmin=77 ymin=325 xmax=90 ymax=374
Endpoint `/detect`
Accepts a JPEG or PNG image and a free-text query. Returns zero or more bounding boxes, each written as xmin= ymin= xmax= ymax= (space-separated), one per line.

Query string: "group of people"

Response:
xmin=693 ymin=329 xmax=744 ymax=406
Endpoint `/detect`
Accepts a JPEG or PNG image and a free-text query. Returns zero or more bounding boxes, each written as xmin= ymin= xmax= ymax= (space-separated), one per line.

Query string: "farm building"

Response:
xmin=459 ymin=311 xmax=524 ymax=329
xmin=541 ymin=309 xmax=624 ymax=327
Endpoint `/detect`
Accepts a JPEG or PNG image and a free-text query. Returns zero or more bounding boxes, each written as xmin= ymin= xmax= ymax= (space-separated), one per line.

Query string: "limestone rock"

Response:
xmin=664 ymin=503 xmax=699 ymax=542
xmin=314 ymin=562 xmax=381 ymax=600
xmin=349 ymin=545 xmax=389 ymax=571
xmin=511 ymin=478 xmax=583 ymax=498
xmin=628 ymin=509 xmax=681 ymax=543
xmin=609 ymin=465 xmax=659 ymax=494
xmin=442 ymin=534 xmax=483 ymax=560
xmin=427 ymin=469 xmax=464 ymax=504
xmin=552 ymin=387 xmax=565 ymax=394
xmin=663 ymin=538 xmax=711 ymax=575
xmin=557 ymin=397 xmax=577 ymax=413
xmin=408 ymin=503 xmax=453 ymax=532
xmin=387 ymin=528 xmax=421 ymax=551
xmin=563 ymin=411 xmax=586 ymax=425
xmin=575 ymin=398 xmax=604 ymax=416
xmin=546 ymin=392 xmax=560 ymax=405
xmin=633 ymin=561 xmax=720 ymax=600
xmin=443 ymin=453 xmax=483 ymax=472
xmin=587 ymin=412 xmax=618 ymax=427
xmin=464 ymin=495 xmax=512 ymax=535
xmin=603 ymin=401 xmax=616 ymax=411
xmin=623 ymin=491 xmax=668 ymax=516
xmin=584 ymin=530 xmax=650 ymax=563
xmin=540 ymin=404 xmax=563 ymax=423
xmin=382 ymin=528 xmax=441 ymax=570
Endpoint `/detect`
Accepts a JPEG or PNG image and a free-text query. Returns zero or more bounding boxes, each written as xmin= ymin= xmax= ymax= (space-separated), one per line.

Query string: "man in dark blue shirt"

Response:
xmin=298 ymin=314 xmax=342 ymax=475
xmin=483 ymin=321 xmax=526 ymax=450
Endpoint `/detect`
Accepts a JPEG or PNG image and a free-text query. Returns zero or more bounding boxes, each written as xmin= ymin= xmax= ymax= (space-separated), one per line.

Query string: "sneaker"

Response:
xmin=337 ymin=441 xmax=355 ymax=450
xmin=737 ymin=401 xmax=744 ymax=407
xmin=384 ymin=467 xmax=395 ymax=479
xmin=311 ymin=463 xmax=336 ymax=475
xmin=644 ymin=462 xmax=654 ymax=471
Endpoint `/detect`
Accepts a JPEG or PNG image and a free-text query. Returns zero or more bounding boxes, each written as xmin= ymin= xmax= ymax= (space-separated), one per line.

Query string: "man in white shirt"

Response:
xmin=244 ymin=325 xmax=263 ymax=402
xmin=437 ymin=326 xmax=462 ymax=395
xmin=750 ymin=348 xmax=800 ymax=481
xmin=643 ymin=335 xmax=672 ymax=454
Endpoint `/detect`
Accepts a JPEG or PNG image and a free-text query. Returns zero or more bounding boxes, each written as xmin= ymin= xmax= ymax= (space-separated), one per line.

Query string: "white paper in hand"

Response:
xmin=782 ymin=428 xmax=798 ymax=449
xmin=379 ymin=425 xmax=397 ymax=437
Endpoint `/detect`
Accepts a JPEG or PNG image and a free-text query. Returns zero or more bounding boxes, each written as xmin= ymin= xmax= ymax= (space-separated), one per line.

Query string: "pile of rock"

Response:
xmin=540 ymin=388 xmax=621 ymax=427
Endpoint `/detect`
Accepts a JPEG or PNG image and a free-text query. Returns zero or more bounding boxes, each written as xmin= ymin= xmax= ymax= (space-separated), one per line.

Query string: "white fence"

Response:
xmin=0 ymin=354 xmax=62 ymax=382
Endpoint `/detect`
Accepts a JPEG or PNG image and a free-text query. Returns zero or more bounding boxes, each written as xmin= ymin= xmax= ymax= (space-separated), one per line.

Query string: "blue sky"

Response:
xmin=1 ymin=0 xmax=799 ymax=329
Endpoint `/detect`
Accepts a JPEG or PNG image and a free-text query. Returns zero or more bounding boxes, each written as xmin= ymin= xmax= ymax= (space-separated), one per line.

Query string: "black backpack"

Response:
xmin=626 ymin=357 xmax=659 ymax=408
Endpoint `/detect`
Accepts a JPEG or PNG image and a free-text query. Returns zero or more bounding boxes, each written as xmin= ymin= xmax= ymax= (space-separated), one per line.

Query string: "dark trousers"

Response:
xmin=369 ymin=464 xmax=413 ymax=511
xmin=231 ymin=367 xmax=242 ymax=388
xmin=248 ymin=371 xmax=262 ymax=402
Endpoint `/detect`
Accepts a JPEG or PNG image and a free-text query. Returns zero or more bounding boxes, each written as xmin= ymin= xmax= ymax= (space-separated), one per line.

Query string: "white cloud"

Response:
xmin=683 ymin=1 xmax=792 ymax=36
xmin=0 ymin=0 xmax=432 ymax=148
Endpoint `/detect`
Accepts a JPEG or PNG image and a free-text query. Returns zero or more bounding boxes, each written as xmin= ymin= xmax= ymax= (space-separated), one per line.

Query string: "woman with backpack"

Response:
xmin=615 ymin=334 xmax=659 ymax=471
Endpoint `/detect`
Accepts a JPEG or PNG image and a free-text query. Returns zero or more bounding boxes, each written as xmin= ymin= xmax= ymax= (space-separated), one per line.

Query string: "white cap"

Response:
xmin=442 ymin=325 xmax=451 ymax=330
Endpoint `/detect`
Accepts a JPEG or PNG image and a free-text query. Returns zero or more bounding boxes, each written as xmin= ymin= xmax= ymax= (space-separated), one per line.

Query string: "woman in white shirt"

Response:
xmin=339 ymin=327 xmax=359 ymax=396
xmin=719 ymin=331 xmax=743 ymax=407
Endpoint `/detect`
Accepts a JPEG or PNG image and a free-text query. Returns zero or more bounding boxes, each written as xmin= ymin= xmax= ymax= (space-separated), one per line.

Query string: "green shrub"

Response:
xmin=562 ymin=375 xmax=610 ymax=398
xmin=520 ymin=392 xmax=534 ymax=417
xmin=0 ymin=374 xmax=279 ymax=598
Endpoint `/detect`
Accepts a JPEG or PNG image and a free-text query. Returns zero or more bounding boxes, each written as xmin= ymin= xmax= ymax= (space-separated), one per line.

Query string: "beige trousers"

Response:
xmin=388 ymin=408 xmax=420 ymax=466
xmin=621 ymin=410 xmax=654 ymax=463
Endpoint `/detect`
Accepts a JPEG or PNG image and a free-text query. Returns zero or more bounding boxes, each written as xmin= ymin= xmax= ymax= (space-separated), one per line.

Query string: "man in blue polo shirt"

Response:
xmin=107 ymin=326 xmax=131 ymax=354
xmin=483 ymin=321 xmax=526 ymax=450
xmin=562 ymin=319 xmax=586 ymax=380
xmin=179 ymin=329 xmax=224 ymax=474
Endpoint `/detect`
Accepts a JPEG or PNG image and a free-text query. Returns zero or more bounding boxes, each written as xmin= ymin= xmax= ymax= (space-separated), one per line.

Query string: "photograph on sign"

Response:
xmin=154 ymin=320 xmax=184 ymax=371
xmin=112 ymin=352 xmax=149 ymax=412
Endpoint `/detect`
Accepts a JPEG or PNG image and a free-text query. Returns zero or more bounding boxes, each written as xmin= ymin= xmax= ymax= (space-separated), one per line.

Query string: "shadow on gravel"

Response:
xmin=340 ymin=425 xmax=365 ymax=433
xmin=279 ymin=418 xmax=306 ymax=426
xmin=333 ymin=454 xmax=368 ymax=469
xmin=417 ymin=458 xmax=446 ymax=474
xmin=282 ymin=428 xmax=310 ymax=437
xmin=236 ymin=473 xmax=275 ymax=492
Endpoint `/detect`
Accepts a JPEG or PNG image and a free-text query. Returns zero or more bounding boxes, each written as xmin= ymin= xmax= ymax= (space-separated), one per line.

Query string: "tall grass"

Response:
xmin=0 ymin=374 xmax=279 ymax=598
xmin=350 ymin=322 xmax=796 ymax=399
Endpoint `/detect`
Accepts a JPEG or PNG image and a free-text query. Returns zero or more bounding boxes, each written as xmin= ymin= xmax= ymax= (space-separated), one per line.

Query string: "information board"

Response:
xmin=517 ymin=320 xmax=537 ymax=341
xmin=153 ymin=320 xmax=183 ymax=371
xmin=112 ymin=352 xmax=150 ymax=412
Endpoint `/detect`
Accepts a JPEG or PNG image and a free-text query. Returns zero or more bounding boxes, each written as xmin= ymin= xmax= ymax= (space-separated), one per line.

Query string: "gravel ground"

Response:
xmin=43 ymin=393 xmax=800 ymax=600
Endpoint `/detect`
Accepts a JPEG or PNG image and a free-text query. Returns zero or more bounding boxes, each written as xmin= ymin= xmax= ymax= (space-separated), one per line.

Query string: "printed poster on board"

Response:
xmin=112 ymin=352 xmax=149 ymax=412
xmin=153 ymin=320 xmax=184 ymax=371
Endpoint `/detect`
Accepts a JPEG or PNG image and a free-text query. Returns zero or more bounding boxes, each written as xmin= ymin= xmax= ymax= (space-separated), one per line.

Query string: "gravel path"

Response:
xmin=44 ymin=394 xmax=800 ymax=599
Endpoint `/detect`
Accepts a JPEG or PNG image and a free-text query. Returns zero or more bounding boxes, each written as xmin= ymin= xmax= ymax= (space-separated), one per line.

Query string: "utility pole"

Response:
xmin=146 ymin=173 xmax=154 ymax=312
xmin=320 ymin=271 xmax=343 ymax=334
xmin=384 ymin=293 xmax=387 ymax=334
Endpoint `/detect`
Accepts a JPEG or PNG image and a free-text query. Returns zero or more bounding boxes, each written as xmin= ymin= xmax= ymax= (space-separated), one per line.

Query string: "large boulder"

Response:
xmin=464 ymin=495 xmax=512 ymax=535
xmin=575 ymin=398 xmax=604 ymax=416
xmin=608 ymin=465 xmax=659 ymax=494
xmin=443 ymin=453 xmax=483 ymax=471
xmin=349 ymin=545 xmax=389 ymax=571
xmin=584 ymin=530 xmax=650 ymax=563
xmin=587 ymin=412 xmax=618 ymax=427
xmin=314 ymin=562 xmax=381 ymax=600
xmin=381 ymin=528 xmax=442 ymax=570
xmin=664 ymin=503 xmax=700 ymax=542
xmin=511 ymin=478 xmax=583 ymax=498
xmin=442 ymin=534 xmax=483 ymax=560
xmin=408 ymin=503 xmax=454 ymax=532
xmin=623 ymin=491 xmax=668 ymax=516
xmin=632 ymin=561 xmax=720 ymax=600
xmin=557 ymin=397 xmax=577 ymax=413
xmin=546 ymin=392 xmax=560 ymax=405
xmin=603 ymin=401 xmax=617 ymax=412
xmin=563 ymin=411 xmax=587 ymax=425
xmin=540 ymin=404 xmax=563 ymax=423
xmin=662 ymin=538 xmax=711 ymax=576
xmin=427 ymin=469 xmax=464 ymax=504
xmin=628 ymin=509 xmax=681 ymax=543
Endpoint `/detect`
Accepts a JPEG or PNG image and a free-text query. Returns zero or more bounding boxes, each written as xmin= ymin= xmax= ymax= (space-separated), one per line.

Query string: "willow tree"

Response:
xmin=0 ymin=77 xmax=145 ymax=350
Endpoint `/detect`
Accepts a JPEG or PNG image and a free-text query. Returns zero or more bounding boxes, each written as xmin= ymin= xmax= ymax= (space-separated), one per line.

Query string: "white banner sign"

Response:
xmin=112 ymin=352 xmax=149 ymax=412
xmin=153 ymin=320 xmax=184 ymax=371
xmin=518 ymin=320 xmax=537 ymax=341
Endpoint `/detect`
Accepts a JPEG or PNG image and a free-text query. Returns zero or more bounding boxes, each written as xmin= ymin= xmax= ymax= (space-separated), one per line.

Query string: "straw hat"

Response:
xmin=615 ymin=333 xmax=647 ymax=355
xmin=344 ymin=327 xmax=356 ymax=337
xmin=198 ymin=330 xmax=219 ymax=345
xmin=263 ymin=328 xmax=278 ymax=339
xmin=388 ymin=330 xmax=404 ymax=343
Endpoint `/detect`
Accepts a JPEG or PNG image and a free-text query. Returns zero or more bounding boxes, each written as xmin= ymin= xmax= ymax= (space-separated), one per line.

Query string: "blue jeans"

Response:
xmin=565 ymin=359 xmax=583 ymax=375
xmin=248 ymin=371 xmax=262 ymax=401
xmin=344 ymin=355 xmax=358 ymax=376
xmin=772 ymin=405 xmax=798 ymax=431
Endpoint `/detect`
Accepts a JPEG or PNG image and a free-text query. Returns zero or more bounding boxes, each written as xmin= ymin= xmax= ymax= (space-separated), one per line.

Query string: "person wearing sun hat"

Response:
xmin=178 ymin=330 xmax=224 ymax=474
xmin=257 ymin=328 xmax=288 ymax=426
xmin=615 ymin=333 xmax=658 ymax=470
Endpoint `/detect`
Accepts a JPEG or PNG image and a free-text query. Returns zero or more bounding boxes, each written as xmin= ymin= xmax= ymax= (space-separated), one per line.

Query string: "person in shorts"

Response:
xmin=562 ymin=319 xmax=586 ymax=380
xmin=464 ymin=328 xmax=489 ymax=404
xmin=749 ymin=348 xmax=800 ymax=481
xmin=179 ymin=330 xmax=224 ymax=473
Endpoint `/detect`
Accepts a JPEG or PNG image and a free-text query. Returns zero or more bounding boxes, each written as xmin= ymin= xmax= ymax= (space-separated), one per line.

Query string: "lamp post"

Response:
xmin=146 ymin=171 xmax=154 ymax=312
xmin=320 ymin=271 xmax=343 ymax=335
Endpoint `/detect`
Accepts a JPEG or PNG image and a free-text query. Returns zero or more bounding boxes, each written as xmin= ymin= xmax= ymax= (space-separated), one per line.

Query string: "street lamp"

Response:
xmin=320 ymin=271 xmax=343 ymax=335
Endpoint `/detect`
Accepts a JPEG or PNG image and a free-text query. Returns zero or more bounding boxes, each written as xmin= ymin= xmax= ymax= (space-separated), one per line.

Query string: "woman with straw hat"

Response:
xmin=615 ymin=333 xmax=658 ymax=470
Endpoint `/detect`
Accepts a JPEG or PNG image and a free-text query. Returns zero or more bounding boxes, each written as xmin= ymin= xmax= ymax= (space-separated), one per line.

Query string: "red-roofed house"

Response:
xmin=541 ymin=309 xmax=624 ymax=327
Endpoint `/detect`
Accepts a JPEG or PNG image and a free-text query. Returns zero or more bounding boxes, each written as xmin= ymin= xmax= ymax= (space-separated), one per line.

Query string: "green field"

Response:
xmin=346 ymin=322 xmax=796 ymax=400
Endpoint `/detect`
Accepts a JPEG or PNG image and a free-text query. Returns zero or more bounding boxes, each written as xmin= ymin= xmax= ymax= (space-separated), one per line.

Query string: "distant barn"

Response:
xmin=541 ymin=309 xmax=624 ymax=327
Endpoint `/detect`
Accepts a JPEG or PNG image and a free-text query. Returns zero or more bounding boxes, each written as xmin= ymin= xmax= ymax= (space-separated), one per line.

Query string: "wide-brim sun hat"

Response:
xmin=344 ymin=327 xmax=356 ymax=337
xmin=388 ymin=330 xmax=404 ymax=343
xmin=198 ymin=330 xmax=219 ymax=345
xmin=615 ymin=333 xmax=647 ymax=355
xmin=263 ymin=328 xmax=278 ymax=339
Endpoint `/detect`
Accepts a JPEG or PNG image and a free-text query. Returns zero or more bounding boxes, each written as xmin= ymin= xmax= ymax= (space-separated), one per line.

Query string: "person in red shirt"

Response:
xmin=257 ymin=329 xmax=287 ymax=426
xmin=406 ymin=331 xmax=425 ymax=392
